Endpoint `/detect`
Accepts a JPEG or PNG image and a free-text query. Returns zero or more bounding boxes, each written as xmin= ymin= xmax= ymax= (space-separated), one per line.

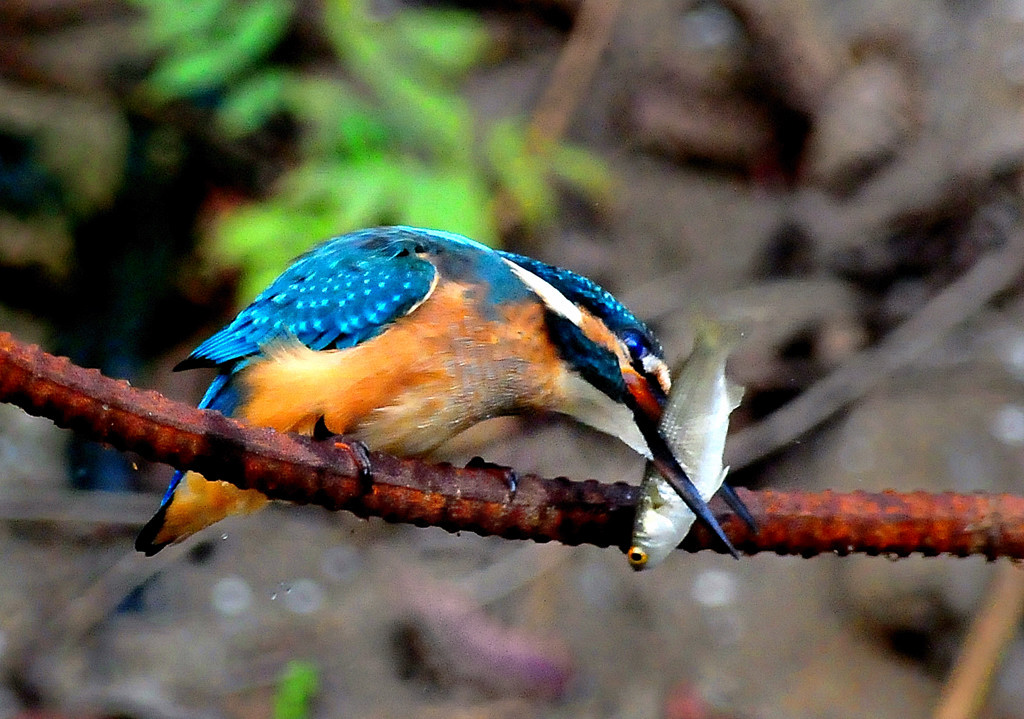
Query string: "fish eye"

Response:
xmin=627 ymin=546 xmax=649 ymax=567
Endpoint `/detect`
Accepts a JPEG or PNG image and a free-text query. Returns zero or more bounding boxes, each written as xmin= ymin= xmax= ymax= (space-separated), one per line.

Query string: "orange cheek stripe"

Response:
xmin=625 ymin=369 xmax=663 ymax=422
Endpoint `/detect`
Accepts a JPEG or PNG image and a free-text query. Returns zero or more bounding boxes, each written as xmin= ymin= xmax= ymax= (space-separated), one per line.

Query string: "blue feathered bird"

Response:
xmin=137 ymin=227 xmax=749 ymax=556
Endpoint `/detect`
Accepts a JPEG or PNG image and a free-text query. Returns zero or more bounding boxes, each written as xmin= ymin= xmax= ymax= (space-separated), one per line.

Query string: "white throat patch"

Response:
xmin=561 ymin=372 xmax=651 ymax=458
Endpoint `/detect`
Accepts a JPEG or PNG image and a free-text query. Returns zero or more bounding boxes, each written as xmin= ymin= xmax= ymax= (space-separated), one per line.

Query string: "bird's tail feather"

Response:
xmin=136 ymin=371 xmax=267 ymax=556
xmin=135 ymin=470 xmax=268 ymax=555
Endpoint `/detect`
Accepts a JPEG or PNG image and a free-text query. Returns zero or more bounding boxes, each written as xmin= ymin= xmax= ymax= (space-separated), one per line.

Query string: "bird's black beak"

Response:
xmin=623 ymin=369 xmax=740 ymax=559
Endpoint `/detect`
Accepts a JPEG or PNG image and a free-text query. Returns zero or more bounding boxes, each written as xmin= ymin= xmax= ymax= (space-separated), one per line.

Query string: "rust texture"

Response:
xmin=683 ymin=490 xmax=1024 ymax=559
xmin=2 ymin=330 xmax=1024 ymax=559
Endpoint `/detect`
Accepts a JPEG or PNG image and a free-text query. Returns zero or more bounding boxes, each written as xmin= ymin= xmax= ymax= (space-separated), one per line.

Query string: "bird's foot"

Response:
xmin=343 ymin=439 xmax=373 ymax=486
xmin=465 ymin=456 xmax=518 ymax=499
xmin=314 ymin=417 xmax=372 ymax=487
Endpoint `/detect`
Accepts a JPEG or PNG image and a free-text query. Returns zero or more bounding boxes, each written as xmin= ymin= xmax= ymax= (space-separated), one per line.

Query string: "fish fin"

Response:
xmin=726 ymin=379 xmax=744 ymax=411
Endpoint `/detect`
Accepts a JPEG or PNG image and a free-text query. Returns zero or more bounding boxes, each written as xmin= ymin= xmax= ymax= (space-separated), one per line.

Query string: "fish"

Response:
xmin=627 ymin=321 xmax=744 ymax=570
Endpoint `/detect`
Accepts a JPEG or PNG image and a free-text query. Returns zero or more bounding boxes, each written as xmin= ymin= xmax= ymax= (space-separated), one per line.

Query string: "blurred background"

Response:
xmin=3 ymin=0 xmax=1024 ymax=717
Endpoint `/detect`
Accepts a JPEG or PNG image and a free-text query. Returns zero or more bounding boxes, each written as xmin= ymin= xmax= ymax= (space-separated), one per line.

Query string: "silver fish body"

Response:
xmin=627 ymin=323 xmax=743 ymax=570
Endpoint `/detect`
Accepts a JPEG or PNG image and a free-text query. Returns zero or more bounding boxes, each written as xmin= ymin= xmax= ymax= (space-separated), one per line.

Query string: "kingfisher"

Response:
xmin=136 ymin=226 xmax=750 ymax=556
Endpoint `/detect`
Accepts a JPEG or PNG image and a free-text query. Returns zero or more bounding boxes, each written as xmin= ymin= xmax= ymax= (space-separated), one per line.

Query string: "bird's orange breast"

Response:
xmin=236 ymin=280 xmax=565 ymax=455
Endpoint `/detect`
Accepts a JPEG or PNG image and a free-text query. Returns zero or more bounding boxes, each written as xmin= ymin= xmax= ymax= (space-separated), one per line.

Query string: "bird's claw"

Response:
xmin=465 ymin=456 xmax=518 ymax=499
xmin=314 ymin=416 xmax=372 ymax=487
xmin=344 ymin=438 xmax=373 ymax=485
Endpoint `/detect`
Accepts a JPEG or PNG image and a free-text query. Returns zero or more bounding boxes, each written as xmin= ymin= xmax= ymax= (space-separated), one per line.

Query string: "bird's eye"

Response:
xmin=621 ymin=329 xmax=650 ymax=361
xmin=622 ymin=328 xmax=669 ymax=399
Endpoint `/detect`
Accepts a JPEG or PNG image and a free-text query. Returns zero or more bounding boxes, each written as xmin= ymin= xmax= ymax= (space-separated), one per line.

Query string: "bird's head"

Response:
xmin=500 ymin=252 xmax=739 ymax=556
xmin=499 ymin=255 xmax=671 ymax=456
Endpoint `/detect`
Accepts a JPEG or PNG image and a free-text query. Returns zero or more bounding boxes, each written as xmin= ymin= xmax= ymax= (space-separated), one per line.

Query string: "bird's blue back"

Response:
xmin=182 ymin=227 xmax=658 ymax=367
xmin=178 ymin=227 xmax=540 ymax=374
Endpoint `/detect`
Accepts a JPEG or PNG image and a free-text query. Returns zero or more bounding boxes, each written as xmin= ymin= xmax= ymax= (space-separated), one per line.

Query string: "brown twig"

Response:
xmin=2 ymin=332 xmax=1024 ymax=558
xmin=719 ymin=0 xmax=843 ymax=116
xmin=496 ymin=0 xmax=623 ymax=237
xmin=933 ymin=563 xmax=1024 ymax=719
xmin=525 ymin=0 xmax=623 ymax=151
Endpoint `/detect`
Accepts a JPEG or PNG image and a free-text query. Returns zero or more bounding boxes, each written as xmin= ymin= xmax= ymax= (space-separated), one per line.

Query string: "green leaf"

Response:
xmin=335 ymin=110 xmax=391 ymax=158
xmin=285 ymin=77 xmax=360 ymax=147
xmin=486 ymin=120 xmax=557 ymax=227
xmin=214 ymin=203 xmax=292 ymax=261
xmin=213 ymin=203 xmax=313 ymax=300
xmin=273 ymin=660 xmax=319 ymax=719
xmin=392 ymin=9 xmax=491 ymax=78
xmin=484 ymin=119 xmax=612 ymax=229
xmin=217 ymin=69 xmax=289 ymax=137
xmin=284 ymin=77 xmax=390 ymax=158
xmin=324 ymin=2 xmax=472 ymax=160
xmin=221 ymin=0 xmax=293 ymax=74
xmin=328 ymin=158 xmax=398 ymax=230
xmin=271 ymin=156 xmax=408 ymax=240
xmin=399 ymin=166 xmax=497 ymax=245
xmin=504 ymin=159 xmax=558 ymax=227
xmin=277 ymin=159 xmax=381 ymax=209
xmin=181 ymin=0 xmax=619 ymax=290
xmin=144 ymin=0 xmax=292 ymax=100
xmin=136 ymin=0 xmax=226 ymax=51
xmin=376 ymin=67 xmax=474 ymax=160
xmin=146 ymin=45 xmax=236 ymax=98
xmin=549 ymin=142 xmax=613 ymax=204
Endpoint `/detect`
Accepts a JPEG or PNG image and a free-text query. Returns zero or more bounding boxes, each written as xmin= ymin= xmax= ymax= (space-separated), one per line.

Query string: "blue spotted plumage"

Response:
xmin=179 ymin=230 xmax=438 ymax=368
xmin=176 ymin=227 xmax=544 ymax=372
xmin=137 ymin=226 xmax=747 ymax=557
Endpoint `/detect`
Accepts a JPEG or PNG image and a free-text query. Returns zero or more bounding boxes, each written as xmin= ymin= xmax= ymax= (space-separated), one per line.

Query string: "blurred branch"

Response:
xmin=727 ymin=226 xmax=1024 ymax=470
xmin=720 ymin=0 xmax=843 ymax=115
xmin=933 ymin=563 xmax=1024 ymax=719
xmin=525 ymin=0 xmax=622 ymax=150
xmin=2 ymin=332 xmax=1024 ymax=558
xmin=496 ymin=0 xmax=622 ymax=236
xmin=0 ymin=488 xmax=154 ymax=525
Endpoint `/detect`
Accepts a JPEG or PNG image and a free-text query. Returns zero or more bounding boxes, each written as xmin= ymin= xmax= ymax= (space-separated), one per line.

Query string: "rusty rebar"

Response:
xmin=1 ymin=330 xmax=1024 ymax=558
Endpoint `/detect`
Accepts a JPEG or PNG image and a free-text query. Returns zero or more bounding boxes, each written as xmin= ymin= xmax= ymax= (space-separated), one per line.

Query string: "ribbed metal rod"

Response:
xmin=1 ymin=331 xmax=1022 ymax=558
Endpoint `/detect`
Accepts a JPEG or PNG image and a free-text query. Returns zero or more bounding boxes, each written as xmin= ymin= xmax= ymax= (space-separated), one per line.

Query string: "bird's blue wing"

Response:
xmin=177 ymin=228 xmax=439 ymax=370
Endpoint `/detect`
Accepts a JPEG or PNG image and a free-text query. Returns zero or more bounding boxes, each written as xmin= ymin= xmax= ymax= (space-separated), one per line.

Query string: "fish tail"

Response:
xmin=690 ymin=317 xmax=746 ymax=411
xmin=690 ymin=315 xmax=744 ymax=351
xmin=135 ymin=371 xmax=268 ymax=555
